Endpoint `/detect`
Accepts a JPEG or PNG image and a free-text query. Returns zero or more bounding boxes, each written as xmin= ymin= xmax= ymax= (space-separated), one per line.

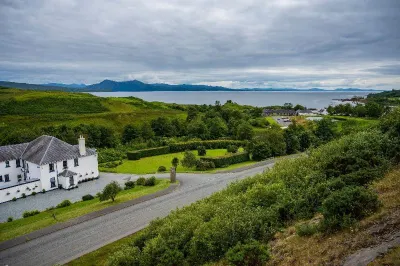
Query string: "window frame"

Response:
xmin=5 ymin=174 xmax=10 ymax=182
xmin=50 ymin=177 xmax=56 ymax=188
xmin=5 ymin=161 xmax=10 ymax=168
xmin=0 ymin=175 xmax=2 ymax=182
xmin=63 ymin=160 xmax=68 ymax=169
xmin=16 ymin=159 xmax=21 ymax=168
xmin=49 ymin=163 xmax=55 ymax=172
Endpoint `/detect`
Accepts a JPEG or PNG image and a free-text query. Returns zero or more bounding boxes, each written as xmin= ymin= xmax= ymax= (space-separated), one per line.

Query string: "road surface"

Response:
xmin=0 ymin=160 xmax=276 ymax=266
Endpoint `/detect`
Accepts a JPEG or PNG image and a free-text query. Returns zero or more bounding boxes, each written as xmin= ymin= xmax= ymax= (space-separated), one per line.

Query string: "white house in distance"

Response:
xmin=0 ymin=135 xmax=99 ymax=203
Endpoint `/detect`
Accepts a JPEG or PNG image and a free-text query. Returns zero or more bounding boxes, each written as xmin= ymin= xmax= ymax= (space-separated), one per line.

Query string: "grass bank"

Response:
xmin=0 ymin=179 xmax=170 ymax=242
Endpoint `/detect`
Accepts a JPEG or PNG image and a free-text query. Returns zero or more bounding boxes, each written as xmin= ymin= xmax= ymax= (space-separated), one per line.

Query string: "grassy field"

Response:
xmin=267 ymin=167 xmax=400 ymax=266
xmin=101 ymin=149 xmax=252 ymax=174
xmin=0 ymin=179 xmax=170 ymax=242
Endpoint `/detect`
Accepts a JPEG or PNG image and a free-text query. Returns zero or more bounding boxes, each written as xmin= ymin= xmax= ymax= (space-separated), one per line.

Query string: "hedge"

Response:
xmin=127 ymin=140 xmax=244 ymax=160
xmin=200 ymin=152 xmax=250 ymax=168
xmin=169 ymin=140 xmax=244 ymax=153
xmin=127 ymin=146 xmax=170 ymax=160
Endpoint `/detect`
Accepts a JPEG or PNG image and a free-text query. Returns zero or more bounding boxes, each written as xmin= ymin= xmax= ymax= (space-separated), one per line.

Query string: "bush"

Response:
xmin=201 ymin=152 xmax=250 ymax=168
xmin=82 ymin=194 xmax=95 ymax=201
xmin=136 ymin=177 xmax=146 ymax=186
xmin=225 ymin=240 xmax=270 ymax=266
xmin=108 ymin=246 xmax=141 ymax=266
xmin=57 ymin=199 xmax=72 ymax=208
xmin=31 ymin=192 xmax=37 ymax=196
xmin=296 ymin=223 xmax=319 ymax=237
xmin=22 ymin=193 xmax=26 ymax=198
xmin=196 ymin=160 xmax=215 ymax=171
xmin=321 ymin=186 xmax=379 ymax=232
xmin=101 ymin=161 xmax=120 ymax=168
xmin=172 ymin=157 xmax=179 ymax=168
xmin=42 ymin=189 xmax=46 ymax=193
xmin=169 ymin=140 xmax=244 ymax=153
xmin=124 ymin=181 xmax=135 ymax=190
xmin=7 ymin=217 xmax=13 ymax=222
xmin=98 ymin=148 xmax=126 ymax=163
xmin=127 ymin=146 xmax=170 ymax=160
xmin=99 ymin=181 xmax=122 ymax=202
xmin=181 ymin=150 xmax=197 ymax=168
xmin=158 ymin=166 xmax=167 ymax=172
xmin=12 ymin=197 xmax=16 ymax=201
xmin=197 ymin=145 xmax=207 ymax=156
xmin=227 ymin=145 xmax=239 ymax=153
xmin=251 ymin=143 xmax=272 ymax=161
xmin=145 ymin=176 xmax=156 ymax=186
xmin=23 ymin=210 xmax=40 ymax=218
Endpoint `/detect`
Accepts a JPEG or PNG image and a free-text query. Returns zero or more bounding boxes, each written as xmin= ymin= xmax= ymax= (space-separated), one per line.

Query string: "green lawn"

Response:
xmin=265 ymin=116 xmax=279 ymax=125
xmin=0 ymin=179 xmax=171 ymax=242
xmin=102 ymin=149 xmax=247 ymax=174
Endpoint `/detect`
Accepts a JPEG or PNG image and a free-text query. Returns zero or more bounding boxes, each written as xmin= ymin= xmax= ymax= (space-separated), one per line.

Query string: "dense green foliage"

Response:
xmin=181 ymin=151 xmax=198 ymax=168
xmin=99 ymin=182 xmax=122 ymax=202
xmin=82 ymin=194 xmax=95 ymax=201
xmin=201 ymin=152 xmax=250 ymax=168
xmin=22 ymin=210 xmax=40 ymax=218
xmin=327 ymin=102 xmax=385 ymax=118
xmin=124 ymin=181 xmax=135 ymax=190
xmin=168 ymin=140 xmax=244 ymax=153
xmin=136 ymin=177 xmax=146 ymax=186
xmin=225 ymin=240 xmax=270 ymax=266
xmin=108 ymin=117 xmax=399 ymax=265
xmin=57 ymin=200 xmax=72 ymax=208
xmin=127 ymin=147 xmax=170 ymax=160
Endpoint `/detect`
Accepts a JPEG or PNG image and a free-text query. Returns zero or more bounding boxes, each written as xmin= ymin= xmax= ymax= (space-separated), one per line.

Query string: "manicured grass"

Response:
xmin=0 ymin=179 xmax=170 ymax=242
xmin=102 ymin=149 xmax=245 ymax=174
xmin=265 ymin=116 xmax=279 ymax=125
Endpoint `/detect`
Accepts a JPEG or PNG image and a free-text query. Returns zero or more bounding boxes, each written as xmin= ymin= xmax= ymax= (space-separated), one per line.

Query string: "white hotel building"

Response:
xmin=0 ymin=135 xmax=99 ymax=203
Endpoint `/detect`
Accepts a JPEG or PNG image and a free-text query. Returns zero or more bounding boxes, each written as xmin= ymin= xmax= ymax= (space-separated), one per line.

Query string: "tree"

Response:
xmin=314 ymin=118 xmax=337 ymax=142
xmin=187 ymin=118 xmax=209 ymax=139
xmin=122 ymin=124 xmax=140 ymax=144
xmin=236 ymin=123 xmax=254 ymax=140
xmin=284 ymin=103 xmax=293 ymax=110
xmin=365 ymin=102 xmax=383 ymax=118
xmin=181 ymin=151 xmax=197 ymax=168
xmin=251 ymin=142 xmax=272 ymax=161
xmin=186 ymin=106 xmax=199 ymax=122
xmin=141 ymin=122 xmax=155 ymax=140
xmin=172 ymin=157 xmax=180 ymax=169
xmin=197 ymin=145 xmax=207 ymax=156
xmin=207 ymin=117 xmax=228 ymax=139
xmin=151 ymin=117 xmax=176 ymax=137
xmin=99 ymin=181 xmax=121 ymax=202
xmin=293 ymin=104 xmax=305 ymax=111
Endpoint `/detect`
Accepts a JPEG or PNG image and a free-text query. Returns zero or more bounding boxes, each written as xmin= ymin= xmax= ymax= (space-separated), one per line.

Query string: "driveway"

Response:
xmin=0 ymin=173 xmax=136 ymax=221
xmin=0 ymin=158 xmax=280 ymax=266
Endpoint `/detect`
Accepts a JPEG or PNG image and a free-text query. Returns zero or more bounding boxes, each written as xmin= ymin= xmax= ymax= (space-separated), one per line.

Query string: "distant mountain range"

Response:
xmin=0 ymin=79 xmax=380 ymax=92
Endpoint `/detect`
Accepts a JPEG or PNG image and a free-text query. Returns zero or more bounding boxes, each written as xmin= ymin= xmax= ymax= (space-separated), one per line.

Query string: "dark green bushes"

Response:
xmin=225 ymin=240 xmax=270 ymax=266
xmin=144 ymin=176 xmax=156 ymax=186
xmin=124 ymin=181 xmax=135 ymax=190
xmin=22 ymin=210 xmax=40 ymax=218
xmin=201 ymin=152 xmax=250 ymax=168
xmin=157 ymin=166 xmax=167 ymax=172
xmin=127 ymin=146 xmax=170 ymax=160
xmin=57 ymin=200 xmax=72 ymax=208
xmin=197 ymin=145 xmax=207 ymax=156
xmin=227 ymin=144 xmax=239 ymax=153
xmin=82 ymin=194 xmax=95 ymax=201
xmin=136 ymin=177 xmax=146 ymax=186
xmin=169 ymin=140 xmax=244 ymax=153
xmin=195 ymin=160 xmax=215 ymax=171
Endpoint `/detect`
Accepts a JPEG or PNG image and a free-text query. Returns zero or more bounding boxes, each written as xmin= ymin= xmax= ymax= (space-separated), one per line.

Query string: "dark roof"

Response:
xmin=263 ymin=109 xmax=297 ymax=114
xmin=58 ymin=170 xmax=78 ymax=177
xmin=0 ymin=135 xmax=96 ymax=165
xmin=0 ymin=143 xmax=28 ymax=162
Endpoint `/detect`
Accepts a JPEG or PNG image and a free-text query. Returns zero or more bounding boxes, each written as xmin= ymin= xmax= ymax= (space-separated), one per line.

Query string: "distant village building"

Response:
xmin=263 ymin=109 xmax=297 ymax=116
xmin=0 ymin=135 xmax=99 ymax=203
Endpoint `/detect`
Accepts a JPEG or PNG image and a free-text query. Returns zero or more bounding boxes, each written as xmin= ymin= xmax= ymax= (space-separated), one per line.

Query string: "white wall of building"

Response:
xmin=0 ymin=180 xmax=42 ymax=203
xmin=0 ymin=159 xmax=24 ymax=186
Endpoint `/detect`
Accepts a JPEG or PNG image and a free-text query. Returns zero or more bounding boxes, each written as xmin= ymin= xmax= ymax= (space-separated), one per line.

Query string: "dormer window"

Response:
xmin=5 ymin=161 xmax=10 ymax=168
xmin=16 ymin=159 xmax=21 ymax=168
xmin=63 ymin=160 xmax=68 ymax=169
xmin=49 ymin=163 xmax=55 ymax=172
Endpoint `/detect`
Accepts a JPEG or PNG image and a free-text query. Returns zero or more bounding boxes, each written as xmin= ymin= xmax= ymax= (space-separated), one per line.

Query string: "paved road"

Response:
xmin=0 ymin=160 xmax=276 ymax=266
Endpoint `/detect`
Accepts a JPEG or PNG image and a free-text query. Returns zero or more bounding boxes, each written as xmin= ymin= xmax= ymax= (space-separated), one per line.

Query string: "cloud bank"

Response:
xmin=0 ymin=0 xmax=399 ymax=89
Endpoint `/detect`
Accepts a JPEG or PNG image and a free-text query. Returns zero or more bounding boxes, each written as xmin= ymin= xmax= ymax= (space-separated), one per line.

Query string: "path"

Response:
xmin=0 ymin=158 xmax=280 ymax=266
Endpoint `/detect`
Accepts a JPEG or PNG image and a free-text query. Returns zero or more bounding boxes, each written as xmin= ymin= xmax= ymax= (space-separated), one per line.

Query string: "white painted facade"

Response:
xmin=0 ymin=136 xmax=99 ymax=203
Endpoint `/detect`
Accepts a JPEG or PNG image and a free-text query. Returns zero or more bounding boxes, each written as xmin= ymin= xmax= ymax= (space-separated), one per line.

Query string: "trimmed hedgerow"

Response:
xmin=22 ymin=210 xmax=40 ymax=218
xmin=82 ymin=194 xmax=95 ymax=201
xmin=127 ymin=146 xmax=170 ymax=160
xmin=169 ymin=140 xmax=244 ymax=153
xmin=200 ymin=152 xmax=250 ymax=168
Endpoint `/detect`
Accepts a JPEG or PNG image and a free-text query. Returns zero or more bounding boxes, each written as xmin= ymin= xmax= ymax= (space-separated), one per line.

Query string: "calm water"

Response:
xmin=91 ymin=91 xmax=374 ymax=109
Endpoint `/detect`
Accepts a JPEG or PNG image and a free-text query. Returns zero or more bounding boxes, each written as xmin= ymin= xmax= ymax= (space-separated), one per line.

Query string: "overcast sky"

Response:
xmin=0 ymin=0 xmax=399 ymax=89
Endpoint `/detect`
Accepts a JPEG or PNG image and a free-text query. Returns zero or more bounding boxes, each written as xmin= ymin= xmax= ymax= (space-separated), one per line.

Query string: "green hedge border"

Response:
xmin=200 ymin=152 xmax=250 ymax=168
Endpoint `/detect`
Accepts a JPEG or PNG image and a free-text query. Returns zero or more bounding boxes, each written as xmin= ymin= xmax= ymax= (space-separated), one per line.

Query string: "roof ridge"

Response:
xmin=39 ymin=136 xmax=54 ymax=165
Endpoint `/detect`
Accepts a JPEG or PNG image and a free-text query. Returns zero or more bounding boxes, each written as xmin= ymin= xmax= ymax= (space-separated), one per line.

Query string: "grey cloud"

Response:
xmin=0 ymin=0 xmax=399 ymax=89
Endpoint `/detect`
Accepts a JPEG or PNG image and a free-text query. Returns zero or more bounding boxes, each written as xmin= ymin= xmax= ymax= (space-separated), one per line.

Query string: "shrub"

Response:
xmin=22 ymin=193 xmax=26 ymax=198
xmin=31 ymin=192 xmax=37 ymax=196
xmin=46 ymin=206 xmax=55 ymax=211
xmin=23 ymin=210 xmax=40 ymax=218
xmin=225 ymin=240 xmax=270 ymax=266
xmin=321 ymin=186 xmax=379 ymax=232
xmin=42 ymin=189 xmax=46 ymax=193
xmin=169 ymin=140 xmax=244 ymax=153
xmin=251 ymin=143 xmax=272 ymax=161
xmin=197 ymin=145 xmax=207 ymax=156
xmin=201 ymin=152 xmax=250 ymax=168
xmin=12 ymin=197 xmax=16 ymax=201
xmin=136 ymin=177 xmax=146 ymax=186
xmin=158 ymin=166 xmax=167 ymax=172
xmin=145 ymin=176 xmax=156 ymax=186
xmin=57 ymin=199 xmax=72 ymax=208
xmin=108 ymin=246 xmax=141 ymax=266
xmin=127 ymin=146 xmax=170 ymax=160
xmin=101 ymin=161 xmax=120 ymax=168
xmin=124 ymin=181 xmax=135 ymax=190
xmin=181 ymin=150 xmax=197 ymax=168
xmin=227 ymin=145 xmax=239 ymax=153
xmin=296 ymin=223 xmax=319 ymax=237
xmin=171 ymin=157 xmax=179 ymax=169
xmin=196 ymin=160 xmax=215 ymax=171
xmin=98 ymin=148 xmax=126 ymax=163
xmin=99 ymin=181 xmax=122 ymax=202
xmin=82 ymin=194 xmax=95 ymax=201
xmin=7 ymin=217 xmax=13 ymax=222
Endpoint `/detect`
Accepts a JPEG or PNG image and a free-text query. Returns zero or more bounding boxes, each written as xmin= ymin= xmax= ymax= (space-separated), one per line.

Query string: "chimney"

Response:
xmin=79 ymin=135 xmax=86 ymax=156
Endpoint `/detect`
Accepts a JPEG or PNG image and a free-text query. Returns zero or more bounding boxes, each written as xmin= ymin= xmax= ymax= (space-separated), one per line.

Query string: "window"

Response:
xmin=26 ymin=163 xmax=29 ymax=173
xmin=16 ymin=159 xmax=21 ymax=168
xmin=74 ymin=158 xmax=79 ymax=167
xmin=63 ymin=160 xmax=68 ymax=169
xmin=5 ymin=161 xmax=10 ymax=168
xmin=5 ymin=174 xmax=10 ymax=182
xmin=49 ymin=163 xmax=54 ymax=172
xmin=0 ymin=175 xmax=2 ymax=182
xmin=50 ymin=177 xmax=56 ymax=188
xmin=17 ymin=174 xmax=22 ymax=182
